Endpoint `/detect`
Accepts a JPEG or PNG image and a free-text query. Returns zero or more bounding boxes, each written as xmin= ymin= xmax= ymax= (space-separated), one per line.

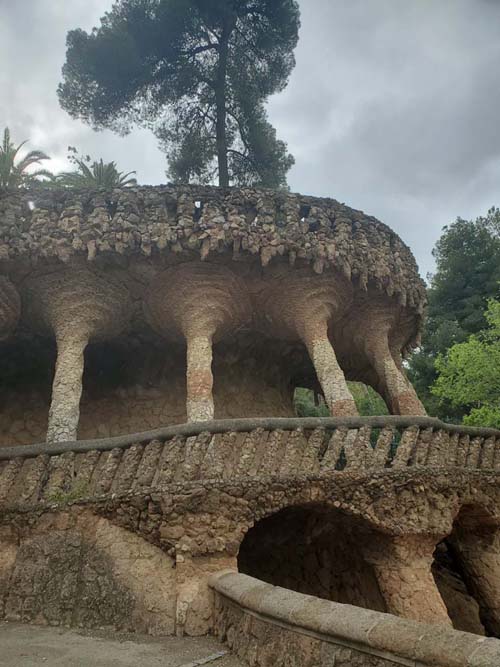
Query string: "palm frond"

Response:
xmin=0 ymin=127 xmax=51 ymax=189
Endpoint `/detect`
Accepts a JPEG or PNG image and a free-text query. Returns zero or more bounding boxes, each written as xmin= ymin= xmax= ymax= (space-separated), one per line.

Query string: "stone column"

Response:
xmin=47 ymin=329 xmax=89 ymax=443
xmin=185 ymin=331 xmax=214 ymax=422
xmin=301 ymin=320 xmax=358 ymax=416
xmin=24 ymin=268 xmax=130 ymax=444
xmin=449 ymin=527 xmax=500 ymax=636
xmin=145 ymin=263 xmax=251 ymax=425
xmin=365 ymin=335 xmax=425 ymax=416
xmin=365 ymin=535 xmax=451 ymax=626
xmin=259 ymin=272 xmax=358 ymax=417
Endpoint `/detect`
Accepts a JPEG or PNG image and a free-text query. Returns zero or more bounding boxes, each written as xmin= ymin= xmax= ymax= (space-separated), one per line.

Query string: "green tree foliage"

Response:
xmin=58 ymin=0 xmax=300 ymax=188
xmin=408 ymin=208 xmax=500 ymax=420
xmin=0 ymin=128 xmax=53 ymax=189
xmin=294 ymin=384 xmax=388 ymax=418
xmin=57 ymin=147 xmax=137 ymax=188
xmin=432 ymin=300 xmax=500 ymax=428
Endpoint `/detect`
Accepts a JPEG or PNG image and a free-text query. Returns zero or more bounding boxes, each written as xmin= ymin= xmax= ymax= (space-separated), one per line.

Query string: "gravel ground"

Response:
xmin=0 ymin=622 xmax=244 ymax=667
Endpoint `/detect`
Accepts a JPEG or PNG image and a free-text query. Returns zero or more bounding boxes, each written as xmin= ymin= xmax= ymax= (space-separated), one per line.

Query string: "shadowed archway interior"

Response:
xmin=238 ymin=505 xmax=386 ymax=612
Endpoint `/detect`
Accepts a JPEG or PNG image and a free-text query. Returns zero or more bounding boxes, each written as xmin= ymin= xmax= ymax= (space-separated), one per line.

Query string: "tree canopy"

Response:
xmin=58 ymin=0 xmax=300 ymax=188
xmin=0 ymin=128 xmax=53 ymax=189
xmin=432 ymin=299 xmax=500 ymax=429
xmin=408 ymin=208 xmax=500 ymax=420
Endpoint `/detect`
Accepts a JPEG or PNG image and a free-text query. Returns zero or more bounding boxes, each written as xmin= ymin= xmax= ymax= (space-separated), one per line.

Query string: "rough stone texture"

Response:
xmin=0 ymin=186 xmax=426 ymax=322
xmin=433 ymin=542 xmax=485 ymax=636
xmin=0 ymin=513 xmax=176 ymax=635
xmin=0 ymin=184 xmax=427 ymax=441
xmin=238 ymin=506 xmax=387 ymax=612
xmin=211 ymin=572 xmax=500 ymax=667
xmin=0 ymin=276 xmax=20 ymax=342
xmin=0 ymin=337 xmax=298 ymax=445
xmin=23 ymin=267 xmax=132 ymax=442
xmin=145 ymin=263 xmax=251 ymax=422
xmin=449 ymin=508 xmax=500 ymax=638
xmin=364 ymin=534 xmax=451 ymax=626
xmin=0 ymin=418 xmax=499 ymax=636
xmin=2 ymin=421 xmax=499 ymax=496
xmin=0 ymin=186 xmax=498 ymax=651
xmin=348 ymin=297 xmax=426 ymax=415
xmin=257 ymin=270 xmax=359 ymax=415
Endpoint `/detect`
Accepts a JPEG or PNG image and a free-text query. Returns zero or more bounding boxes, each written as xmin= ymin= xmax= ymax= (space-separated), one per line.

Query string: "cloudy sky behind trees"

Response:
xmin=2 ymin=0 xmax=500 ymax=276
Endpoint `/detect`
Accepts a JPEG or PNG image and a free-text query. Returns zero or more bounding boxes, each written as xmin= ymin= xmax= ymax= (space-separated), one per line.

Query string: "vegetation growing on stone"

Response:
xmin=56 ymin=147 xmax=137 ymax=189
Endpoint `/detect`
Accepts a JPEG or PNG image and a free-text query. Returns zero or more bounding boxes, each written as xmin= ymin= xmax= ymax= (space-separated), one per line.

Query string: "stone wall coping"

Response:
xmin=0 ymin=416 xmax=499 ymax=461
xmin=210 ymin=571 xmax=500 ymax=667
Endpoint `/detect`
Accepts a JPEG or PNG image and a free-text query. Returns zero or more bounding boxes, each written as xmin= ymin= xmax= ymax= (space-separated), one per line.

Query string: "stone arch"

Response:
xmin=433 ymin=503 xmax=500 ymax=637
xmin=237 ymin=503 xmax=387 ymax=612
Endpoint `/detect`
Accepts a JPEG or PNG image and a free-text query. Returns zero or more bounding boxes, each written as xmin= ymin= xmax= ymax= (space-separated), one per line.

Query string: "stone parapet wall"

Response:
xmin=0 ymin=417 xmax=499 ymax=512
xmin=211 ymin=572 xmax=500 ymax=667
xmin=0 ymin=186 xmax=426 ymax=316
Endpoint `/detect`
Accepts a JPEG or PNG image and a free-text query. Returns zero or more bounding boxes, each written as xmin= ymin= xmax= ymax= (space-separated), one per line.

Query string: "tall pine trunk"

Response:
xmin=215 ymin=18 xmax=234 ymax=188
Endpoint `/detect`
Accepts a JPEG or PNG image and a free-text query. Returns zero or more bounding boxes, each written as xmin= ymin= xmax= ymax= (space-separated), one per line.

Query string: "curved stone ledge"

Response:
xmin=0 ymin=416 xmax=498 ymax=461
xmin=210 ymin=571 xmax=500 ymax=666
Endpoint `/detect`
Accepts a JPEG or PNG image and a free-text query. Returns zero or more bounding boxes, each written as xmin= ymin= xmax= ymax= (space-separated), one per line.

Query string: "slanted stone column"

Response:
xmin=365 ymin=535 xmax=451 ymax=626
xmin=365 ymin=336 xmax=425 ymax=415
xmin=47 ymin=329 xmax=89 ymax=442
xmin=145 ymin=263 xmax=251 ymax=423
xmin=259 ymin=272 xmax=358 ymax=416
xmin=300 ymin=319 xmax=358 ymax=416
xmin=449 ymin=526 xmax=500 ymax=636
xmin=352 ymin=301 xmax=426 ymax=415
xmin=24 ymin=268 xmax=131 ymax=443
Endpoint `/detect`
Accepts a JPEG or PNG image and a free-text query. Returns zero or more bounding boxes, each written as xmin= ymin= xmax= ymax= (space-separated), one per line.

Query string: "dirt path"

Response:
xmin=0 ymin=622 xmax=243 ymax=667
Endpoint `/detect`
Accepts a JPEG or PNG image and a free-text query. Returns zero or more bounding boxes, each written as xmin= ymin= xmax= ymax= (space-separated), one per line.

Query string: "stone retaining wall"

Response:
xmin=211 ymin=571 xmax=500 ymax=666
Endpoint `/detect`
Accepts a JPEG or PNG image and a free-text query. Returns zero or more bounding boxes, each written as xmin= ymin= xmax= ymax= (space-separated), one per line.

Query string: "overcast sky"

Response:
xmin=2 ymin=0 xmax=500 ymax=278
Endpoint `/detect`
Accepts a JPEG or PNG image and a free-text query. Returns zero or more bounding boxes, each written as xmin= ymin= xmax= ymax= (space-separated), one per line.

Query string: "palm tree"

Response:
xmin=57 ymin=158 xmax=137 ymax=188
xmin=0 ymin=128 xmax=53 ymax=189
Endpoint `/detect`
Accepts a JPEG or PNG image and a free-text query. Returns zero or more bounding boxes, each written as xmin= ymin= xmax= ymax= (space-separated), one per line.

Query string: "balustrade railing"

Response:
xmin=0 ymin=417 xmax=499 ymax=508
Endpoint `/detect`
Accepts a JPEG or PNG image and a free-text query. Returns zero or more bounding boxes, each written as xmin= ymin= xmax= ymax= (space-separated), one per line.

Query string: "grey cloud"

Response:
xmin=2 ymin=0 xmax=500 ymax=277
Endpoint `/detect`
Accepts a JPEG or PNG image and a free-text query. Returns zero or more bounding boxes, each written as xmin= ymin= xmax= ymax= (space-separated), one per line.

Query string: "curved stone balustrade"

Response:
xmin=211 ymin=572 xmax=500 ymax=667
xmin=0 ymin=417 xmax=499 ymax=509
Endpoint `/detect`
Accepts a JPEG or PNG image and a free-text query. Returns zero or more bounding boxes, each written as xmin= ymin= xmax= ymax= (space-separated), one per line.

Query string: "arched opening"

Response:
xmin=432 ymin=539 xmax=484 ymax=635
xmin=238 ymin=505 xmax=387 ymax=612
xmin=433 ymin=505 xmax=500 ymax=637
